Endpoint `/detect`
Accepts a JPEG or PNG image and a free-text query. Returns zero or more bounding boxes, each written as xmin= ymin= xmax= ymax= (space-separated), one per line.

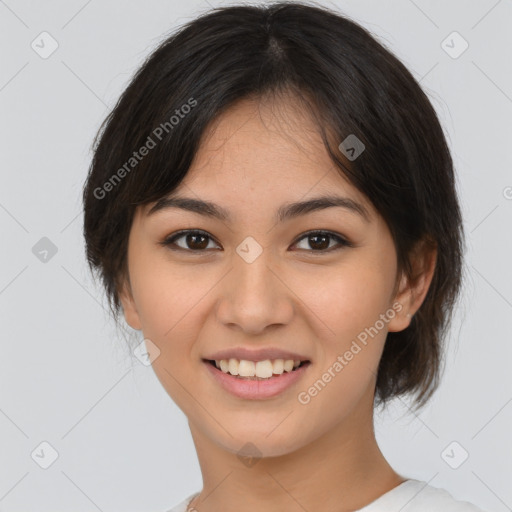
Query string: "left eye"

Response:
xmin=160 ymin=229 xmax=352 ymax=253
xmin=292 ymin=231 xmax=352 ymax=252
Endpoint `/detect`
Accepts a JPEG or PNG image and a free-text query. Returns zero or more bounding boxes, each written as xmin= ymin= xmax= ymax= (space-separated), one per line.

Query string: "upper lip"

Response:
xmin=204 ymin=347 xmax=311 ymax=363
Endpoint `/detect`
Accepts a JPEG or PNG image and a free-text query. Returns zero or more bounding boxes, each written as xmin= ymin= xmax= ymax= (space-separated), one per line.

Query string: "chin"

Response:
xmin=214 ymin=425 xmax=310 ymax=460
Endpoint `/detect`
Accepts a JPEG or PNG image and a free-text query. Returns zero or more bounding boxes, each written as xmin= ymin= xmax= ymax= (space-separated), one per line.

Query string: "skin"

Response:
xmin=119 ymin=96 xmax=437 ymax=512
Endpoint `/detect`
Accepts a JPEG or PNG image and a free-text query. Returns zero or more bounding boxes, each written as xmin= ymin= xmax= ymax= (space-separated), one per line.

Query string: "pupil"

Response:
xmin=188 ymin=233 xmax=208 ymax=250
xmin=310 ymin=234 xmax=329 ymax=250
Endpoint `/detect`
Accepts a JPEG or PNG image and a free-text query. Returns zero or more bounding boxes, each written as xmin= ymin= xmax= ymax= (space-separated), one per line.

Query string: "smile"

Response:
xmin=202 ymin=358 xmax=311 ymax=399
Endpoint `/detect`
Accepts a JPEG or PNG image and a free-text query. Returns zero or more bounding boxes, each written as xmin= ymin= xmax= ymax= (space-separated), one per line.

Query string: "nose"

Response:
xmin=215 ymin=248 xmax=294 ymax=335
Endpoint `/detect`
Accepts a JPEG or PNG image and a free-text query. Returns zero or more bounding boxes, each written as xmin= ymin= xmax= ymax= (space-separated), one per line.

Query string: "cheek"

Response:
xmin=128 ymin=257 xmax=213 ymax=410
xmin=301 ymin=259 xmax=396 ymax=403
xmin=294 ymin=271 xmax=392 ymax=422
xmin=129 ymin=254 xmax=210 ymax=339
xmin=313 ymin=263 xmax=395 ymax=343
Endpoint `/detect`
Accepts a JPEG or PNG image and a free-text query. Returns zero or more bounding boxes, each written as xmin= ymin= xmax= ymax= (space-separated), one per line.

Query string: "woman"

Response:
xmin=82 ymin=2 xmax=484 ymax=511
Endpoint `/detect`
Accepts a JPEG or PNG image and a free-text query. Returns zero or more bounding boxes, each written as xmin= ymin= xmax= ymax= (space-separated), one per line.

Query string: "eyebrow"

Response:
xmin=147 ymin=194 xmax=370 ymax=223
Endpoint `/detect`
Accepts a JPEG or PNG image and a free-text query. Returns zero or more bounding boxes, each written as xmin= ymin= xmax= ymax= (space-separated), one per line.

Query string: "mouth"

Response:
xmin=201 ymin=358 xmax=312 ymax=400
xmin=203 ymin=358 xmax=311 ymax=379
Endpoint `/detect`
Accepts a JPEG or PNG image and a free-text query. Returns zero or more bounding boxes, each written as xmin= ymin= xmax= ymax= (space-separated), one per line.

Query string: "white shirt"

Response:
xmin=165 ymin=479 xmax=486 ymax=512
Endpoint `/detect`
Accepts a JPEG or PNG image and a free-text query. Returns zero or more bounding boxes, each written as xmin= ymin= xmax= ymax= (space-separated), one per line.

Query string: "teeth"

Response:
xmin=228 ymin=358 xmax=239 ymax=376
xmin=213 ymin=358 xmax=304 ymax=378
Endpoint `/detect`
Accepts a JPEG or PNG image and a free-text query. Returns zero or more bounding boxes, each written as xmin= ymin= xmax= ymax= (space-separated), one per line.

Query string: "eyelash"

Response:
xmin=159 ymin=229 xmax=353 ymax=254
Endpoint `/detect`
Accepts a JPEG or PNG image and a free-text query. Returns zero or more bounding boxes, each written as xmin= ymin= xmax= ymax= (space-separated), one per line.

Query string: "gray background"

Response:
xmin=1 ymin=0 xmax=511 ymax=510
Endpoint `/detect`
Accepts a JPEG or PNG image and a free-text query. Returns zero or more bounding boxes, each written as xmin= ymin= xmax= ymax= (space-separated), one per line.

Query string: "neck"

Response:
xmin=186 ymin=395 xmax=405 ymax=512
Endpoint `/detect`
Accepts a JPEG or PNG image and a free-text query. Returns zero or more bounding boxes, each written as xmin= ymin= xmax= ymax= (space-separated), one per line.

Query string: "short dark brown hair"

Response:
xmin=82 ymin=1 xmax=465 ymax=411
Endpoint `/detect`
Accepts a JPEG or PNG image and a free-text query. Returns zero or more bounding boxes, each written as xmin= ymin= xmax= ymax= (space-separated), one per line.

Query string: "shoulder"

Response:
xmin=164 ymin=491 xmax=199 ymax=512
xmin=367 ymin=479 xmax=486 ymax=512
xmin=166 ymin=483 xmax=486 ymax=512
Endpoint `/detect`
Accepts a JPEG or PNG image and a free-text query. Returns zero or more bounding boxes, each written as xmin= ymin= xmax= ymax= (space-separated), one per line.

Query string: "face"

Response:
xmin=120 ymin=97 xmax=419 ymax=458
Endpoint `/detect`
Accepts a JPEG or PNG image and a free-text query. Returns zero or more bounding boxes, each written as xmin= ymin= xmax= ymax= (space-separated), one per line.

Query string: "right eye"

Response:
xmin=160 ymin=229 xmax=221 ymax=252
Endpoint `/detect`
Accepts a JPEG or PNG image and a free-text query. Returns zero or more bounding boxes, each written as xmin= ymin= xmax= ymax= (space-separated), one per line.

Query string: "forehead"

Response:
xmin=176 ymin=97 xmax=368 ymax=203
xmin=138 ymin=96 xmax=376 ymax=224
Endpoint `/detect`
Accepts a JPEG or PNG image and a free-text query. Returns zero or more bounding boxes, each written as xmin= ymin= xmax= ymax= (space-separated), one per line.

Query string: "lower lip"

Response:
xmin=203 ymin=360 xmax=311 ymax=400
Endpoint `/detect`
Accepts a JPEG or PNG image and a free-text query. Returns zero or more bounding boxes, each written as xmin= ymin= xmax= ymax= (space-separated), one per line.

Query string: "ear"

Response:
xmin=118 ymin=278 xmax=142 ymax=331
xmin=387 ymin=238 xmax=437 ymax=333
